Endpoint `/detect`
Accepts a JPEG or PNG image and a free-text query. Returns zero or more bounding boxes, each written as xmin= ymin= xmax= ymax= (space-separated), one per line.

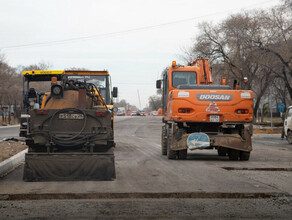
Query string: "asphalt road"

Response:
xmin=0 ymin=116 xmax=291 ymax=219
xmin=0 ymin=125 xmax=20 ymax=140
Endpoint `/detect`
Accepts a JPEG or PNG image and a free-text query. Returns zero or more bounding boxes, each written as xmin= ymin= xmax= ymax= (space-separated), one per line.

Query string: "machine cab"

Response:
xmin=156 ymin=59 xmax=211 ymax=116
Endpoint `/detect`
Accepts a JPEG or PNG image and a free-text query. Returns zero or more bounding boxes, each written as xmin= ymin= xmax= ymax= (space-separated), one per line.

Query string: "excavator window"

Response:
xmin=172 ymin=71 xmax=197 ymax=88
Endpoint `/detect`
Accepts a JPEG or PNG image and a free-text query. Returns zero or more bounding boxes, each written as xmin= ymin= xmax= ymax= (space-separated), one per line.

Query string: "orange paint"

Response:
xmin=162 ymin=58 xmax=253 ymax=123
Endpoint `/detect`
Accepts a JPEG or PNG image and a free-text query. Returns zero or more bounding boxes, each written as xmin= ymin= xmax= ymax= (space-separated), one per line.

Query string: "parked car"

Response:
xmin=117 ymin=107 xmax=126 ymax=116
xmin=284 ymin=106 xmax=292 ymax=144
xmin=137 ymin=111 xmax=146 ymax=116
xmin=131 ymin=111 xmax=137 ymax=116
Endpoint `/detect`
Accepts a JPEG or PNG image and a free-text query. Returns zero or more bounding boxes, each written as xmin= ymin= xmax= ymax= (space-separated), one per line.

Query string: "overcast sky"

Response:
xmin=0 ymin=0 xmax=279 ymax=108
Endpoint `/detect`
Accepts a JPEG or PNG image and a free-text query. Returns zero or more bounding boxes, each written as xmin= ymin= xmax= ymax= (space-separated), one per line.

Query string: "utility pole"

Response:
xmin=269 ymin=87 xmax=273 ymax=127
xmin=137 ymin=89 xmax=141 ymax=110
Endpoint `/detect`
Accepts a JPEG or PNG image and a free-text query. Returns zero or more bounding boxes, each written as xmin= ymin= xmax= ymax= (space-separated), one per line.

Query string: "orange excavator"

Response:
xmin=156 ymin=58 xmax=253 ymax=160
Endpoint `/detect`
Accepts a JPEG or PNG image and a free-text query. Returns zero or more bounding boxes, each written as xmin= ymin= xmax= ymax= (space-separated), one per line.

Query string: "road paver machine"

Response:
xmin=20 ymin=70 xmax=118 ymax=181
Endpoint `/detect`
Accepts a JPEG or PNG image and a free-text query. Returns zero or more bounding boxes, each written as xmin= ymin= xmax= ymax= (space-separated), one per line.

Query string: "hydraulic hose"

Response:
xmin=36 ymin=108 xmax=107 ymax=147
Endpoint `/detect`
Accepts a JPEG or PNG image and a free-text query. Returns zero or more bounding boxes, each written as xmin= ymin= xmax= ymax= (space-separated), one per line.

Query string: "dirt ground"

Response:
xmin=0 ymin=141 xmax=27 ymax=162
xmin=253 ymin=128 xmax=282 ymax=134
xmin=0 ymin=197 xmax=291 ymax=219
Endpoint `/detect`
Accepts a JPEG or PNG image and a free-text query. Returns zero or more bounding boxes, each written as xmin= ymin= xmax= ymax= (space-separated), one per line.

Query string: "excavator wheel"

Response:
xmin=167 ymin=125 xmax=177 ymax=159
xmin=228 ymin=149 xmax=239 ymax=161
xmin=217 ymin=147 xmax=227 ymax=156
xmin=161 ymin=125 xmax=167 ymax=155
xmin=167 ymin=145 xmax=177 ymax=159
xmin=239 ymin=151 xmax=250 ymax=161
xmin=287 ymin=131 xmax=292 ymax=144
xmin=178 ymin=149 xmax=187 ymax=160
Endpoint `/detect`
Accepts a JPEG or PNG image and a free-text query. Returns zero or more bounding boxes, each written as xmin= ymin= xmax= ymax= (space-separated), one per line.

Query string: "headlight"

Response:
xmin=51 ymin=85 xmax=63 ymax=98
xmin=29 ymin=101 xmax=35 ymax=107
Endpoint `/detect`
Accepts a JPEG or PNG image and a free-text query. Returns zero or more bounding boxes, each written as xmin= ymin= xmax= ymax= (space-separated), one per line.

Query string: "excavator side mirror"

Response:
xmin=156 ymin=80 xmax=161 ymax=89
xmin=233 ymin=80 xmax=237 ymax=90
xmin=113 ymin=87 xmax=118 ymax=98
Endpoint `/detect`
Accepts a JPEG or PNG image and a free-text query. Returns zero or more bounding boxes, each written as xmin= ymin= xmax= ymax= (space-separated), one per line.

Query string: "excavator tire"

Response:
xmin=161 ymin=125 xmax=167 ymax=155
xmin=239 ymin=151 xmax=250 ymax=161
xmin=228 ymin=149 xmax=239 ymax=161
xmin=217 ymin=147 xmax=227 ymax=156
xmin=167 ymin=125 xmax=177 ymax=159
xmin=167 ymin=146 xmax=177 ymax=159
xmin=178 ymin=149 xmax=187 ymax=159
xmin=287 ymin=131 xmax=292 ymax=144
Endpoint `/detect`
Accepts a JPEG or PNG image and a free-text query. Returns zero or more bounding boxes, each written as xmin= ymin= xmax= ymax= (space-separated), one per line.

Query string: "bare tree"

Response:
xmin=18 ymin=61 xmax=52 ymax=72
xmin=188 ymin=11 xmax=275 ymax=116
xmin=251 ymin=5 xmax=292 ymax=101
xmin=0 ymin=59 xmax=53 ymax=124
xmin=148 ymin=95 xmax=162 ymax=111
xmin=182 ymin=0 xmax=292 ymax=115
xmin=0 ymin=54 xmax=21 ymax=124
xmin=64 ymin=67 xmax=89 ymax=71
xmin=273 ymin=77 xmax=291 ymax=108
xmin=114 ymin=99 xmax=138 ymax=111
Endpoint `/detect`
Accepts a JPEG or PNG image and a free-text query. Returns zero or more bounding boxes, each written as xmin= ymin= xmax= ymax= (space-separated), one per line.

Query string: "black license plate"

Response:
xmin=59 ymin=113 xmax=84 ymax=120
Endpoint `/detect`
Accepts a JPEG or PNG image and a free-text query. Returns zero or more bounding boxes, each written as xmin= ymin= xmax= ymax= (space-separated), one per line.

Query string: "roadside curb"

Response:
xmin=0 ymin=149 xmax=27 ymax=178
xmin=0 ymin=124 xmax=20 ymax=129
xmin=0 ymin=192 xmax=289 ymax=201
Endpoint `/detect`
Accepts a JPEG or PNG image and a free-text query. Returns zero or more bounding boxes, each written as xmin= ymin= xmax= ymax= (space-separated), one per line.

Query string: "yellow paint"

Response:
xmin=22 ymin=70 xmax=109 ymax=76
xmin=22 ymin=70 xmax=64 ymax=75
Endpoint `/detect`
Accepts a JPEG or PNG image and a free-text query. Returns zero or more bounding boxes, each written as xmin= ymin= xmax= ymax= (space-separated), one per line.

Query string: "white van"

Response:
xmin=284 ymin=106 xmax=292 ymax=144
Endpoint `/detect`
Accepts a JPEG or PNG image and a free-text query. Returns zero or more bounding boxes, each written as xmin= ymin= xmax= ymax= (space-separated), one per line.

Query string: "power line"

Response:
xmin=115 ymin=83 xmax=153 ymax=85
xmin=0 ymin=0 xmax=277 ymax=50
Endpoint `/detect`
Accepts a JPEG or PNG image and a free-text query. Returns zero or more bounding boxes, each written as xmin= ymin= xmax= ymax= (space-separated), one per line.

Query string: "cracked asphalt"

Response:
xmin=0 ymin=116 xmax=291 ymax=219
